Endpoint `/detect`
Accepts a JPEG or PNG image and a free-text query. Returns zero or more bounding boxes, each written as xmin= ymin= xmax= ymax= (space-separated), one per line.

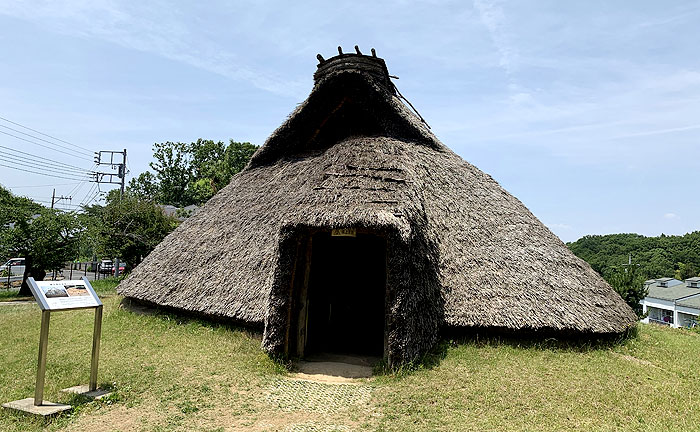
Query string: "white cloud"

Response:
xmin=0 ymin=1 xmax=306 ymax=98
xmin=472 ymin=0 xmax=517 ymax=75
xmin=611 ymin=124 xmax=700 ymax=140
xmin=664 ymin=213 xmax=679 ymax=220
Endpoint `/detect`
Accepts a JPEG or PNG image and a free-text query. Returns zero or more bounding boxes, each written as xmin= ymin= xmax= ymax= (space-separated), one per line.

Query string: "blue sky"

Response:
xmin=1 ymin=0 xmax=698 ymax=242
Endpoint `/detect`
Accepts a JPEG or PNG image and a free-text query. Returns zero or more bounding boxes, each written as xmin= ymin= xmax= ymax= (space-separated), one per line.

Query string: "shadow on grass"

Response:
xmin=120 ymin=297 xmax=639 ymax=379
xmin=119 ymin=297 xmax=264 ymax=338
xmin=120 ymin=297 xmax=290 ymax=374
xmin=374 ymin=325 xmax=639 ymax=378
xmin=444 ymin=324 xmax=639 ymax=353
xmin=0 ymin=290 xmax=29 ymax=302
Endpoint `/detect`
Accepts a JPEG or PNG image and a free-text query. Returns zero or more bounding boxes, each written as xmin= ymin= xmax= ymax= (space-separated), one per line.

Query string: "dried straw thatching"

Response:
xmin=117 ymin=48 xmax=636 ymax=364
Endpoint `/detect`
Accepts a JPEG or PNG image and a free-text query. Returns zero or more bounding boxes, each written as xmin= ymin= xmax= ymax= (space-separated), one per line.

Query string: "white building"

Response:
xmin=640 ymin=277 xmax=700 ymax=328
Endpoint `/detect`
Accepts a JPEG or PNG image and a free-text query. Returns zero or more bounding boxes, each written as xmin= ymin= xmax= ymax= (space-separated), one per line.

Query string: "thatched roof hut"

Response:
xmin=117 ymin=47 xmax=636 ymax=364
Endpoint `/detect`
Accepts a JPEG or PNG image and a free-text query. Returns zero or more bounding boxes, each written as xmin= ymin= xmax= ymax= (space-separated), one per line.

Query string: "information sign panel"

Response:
xmin=2 ymin=277 xmax=106 ymax=414
xmin=28 ymin=277 xmax=102 ymax=311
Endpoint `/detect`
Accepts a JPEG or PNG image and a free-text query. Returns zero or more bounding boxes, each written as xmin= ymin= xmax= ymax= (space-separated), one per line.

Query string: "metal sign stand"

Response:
xmin=60 ymin=305 xmax=111 ymax=399
xmin=2 ymin=277 xmax=110 ymax=416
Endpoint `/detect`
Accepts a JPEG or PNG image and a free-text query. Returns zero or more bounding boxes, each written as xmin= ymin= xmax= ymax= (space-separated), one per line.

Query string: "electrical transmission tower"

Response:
xmin=93 ymin=149 xmax=127 ymax=199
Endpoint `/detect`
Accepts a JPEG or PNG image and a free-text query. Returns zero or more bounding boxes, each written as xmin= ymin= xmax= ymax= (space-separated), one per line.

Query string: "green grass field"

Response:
xmin=0 ymin=280 xmax=698 ymax=431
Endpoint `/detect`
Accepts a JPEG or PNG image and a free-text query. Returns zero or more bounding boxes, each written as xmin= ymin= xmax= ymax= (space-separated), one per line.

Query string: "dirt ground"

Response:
xmin=65 ymin=357 xmax=380 ymax=432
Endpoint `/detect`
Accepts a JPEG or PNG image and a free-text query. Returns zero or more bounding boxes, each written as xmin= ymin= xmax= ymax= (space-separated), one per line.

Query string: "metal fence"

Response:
xmin=1 ymin=260 xmax=125 ymax=290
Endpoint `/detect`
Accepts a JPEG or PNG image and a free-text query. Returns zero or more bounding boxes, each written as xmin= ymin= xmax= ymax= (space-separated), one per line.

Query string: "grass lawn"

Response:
xmin=0 ymin=280 xmax=698 ymax=431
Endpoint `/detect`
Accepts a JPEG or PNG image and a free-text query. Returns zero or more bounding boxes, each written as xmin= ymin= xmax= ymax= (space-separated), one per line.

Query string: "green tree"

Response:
xmin=0 ymin=186 xmax=80 ymax=295
xmin=128 ymin=171 xmax=159 ymax=202
xmin=75 ymin=202 xmax=106 ymax=261
xmin=675 ymin=262 xmax=697 ymax=280
xmin=222 ymin=140 xmax=258 ymax=179
xmin=127 ymin=139 xmax=258 ymax=208
xmin=150 ymin=141 xmax=193 ymax=207
xmin=99 ymin=192 xmax=178 ymax=270
xmin=606 ymin=265 xmax=648 ymax=318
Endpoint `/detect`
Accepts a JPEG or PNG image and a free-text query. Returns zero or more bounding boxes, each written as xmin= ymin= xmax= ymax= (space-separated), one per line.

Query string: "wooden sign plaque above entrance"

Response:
xmin=331 ymin=228 xmax=356 ymax=237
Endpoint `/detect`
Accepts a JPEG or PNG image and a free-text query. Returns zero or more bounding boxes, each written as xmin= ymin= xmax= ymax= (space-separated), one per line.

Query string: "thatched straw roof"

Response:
xmin=117 ymin=48 xmax=636 ymax=363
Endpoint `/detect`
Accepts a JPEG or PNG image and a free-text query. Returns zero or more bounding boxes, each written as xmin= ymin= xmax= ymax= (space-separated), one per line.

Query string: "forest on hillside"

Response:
xmin=567 ymin=232 xmax=700 ymax=281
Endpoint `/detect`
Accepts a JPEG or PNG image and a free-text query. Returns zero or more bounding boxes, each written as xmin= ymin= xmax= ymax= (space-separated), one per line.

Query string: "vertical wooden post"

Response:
xmin=296 ymin=236 xmax=313 ymax=356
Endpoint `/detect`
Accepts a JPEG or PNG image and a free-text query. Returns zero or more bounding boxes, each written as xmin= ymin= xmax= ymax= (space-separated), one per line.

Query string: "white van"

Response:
xmin=0 ymin=258 xmax=26 ymax=276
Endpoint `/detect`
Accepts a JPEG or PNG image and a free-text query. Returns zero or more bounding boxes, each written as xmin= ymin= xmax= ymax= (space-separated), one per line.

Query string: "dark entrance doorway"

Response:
xmin=299 ymin=231 xmax=387 ymax=357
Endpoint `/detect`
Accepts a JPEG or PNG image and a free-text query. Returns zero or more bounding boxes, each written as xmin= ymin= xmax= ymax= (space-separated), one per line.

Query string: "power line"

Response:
xmin=0 ymin=152 xmax=93 ymax=176
xmin=0 ymin=157 xmax=91 ymax=178
xmin=78 ymin=183 xmax=101 ymax=208
xmin=0 ymin=144 xmax=91 ymax=172
xmin=0 ymin=162 xmax=90 ymax=182
xmin=76 ymin=185 xmax=94 ymax=208
xmin=0 ymin=115 xmax=93 ymax=154
xmin=8 ymin=182 xmax=82 ymax=188
xmin=27 ymin=186 xmax=100 ymax=210
xmin=33 ymin=199 xmax=81 ymax=207
xmin=0 ymin=123 xmax=93 ymax=158
xmin=0 ymin=154 xmax=93 ymax=177
xmin=63 ymin=164 xmax=97 ymax=202
xmin=0 ymin=129 xmax=91 ymax=161
xmin=66 ymin=181 xmax=85 ymax=197
xmin=77 ymin=183 xmax=97 ymax=207
xmin=29 ymin=186 xmax=99 ymax=210
xmin=82 ymin=190 xmax=102 ymax=207
xmin=66 ymin=178 xmax=89 ymax=199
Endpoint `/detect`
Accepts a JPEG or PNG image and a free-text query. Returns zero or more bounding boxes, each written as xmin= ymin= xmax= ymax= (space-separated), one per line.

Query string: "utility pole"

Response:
xmin=622 ymin=254 xmax=639 ymax=273
xmin=50 ymin=188 xmax=72 ymax=209
xmin=120 ymin=148 xmax=127 ymax=198
xmin=93 ymin=149 xmax=128 ymax=200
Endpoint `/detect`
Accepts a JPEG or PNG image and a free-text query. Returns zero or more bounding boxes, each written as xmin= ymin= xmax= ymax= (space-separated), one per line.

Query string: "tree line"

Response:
xmin=567 ymin=232 xmax=700 ymax=281
xmin=568 ymin=232 xmax=700 ymax=317
xmin=1 ymin=139 xmax=258 ymax=295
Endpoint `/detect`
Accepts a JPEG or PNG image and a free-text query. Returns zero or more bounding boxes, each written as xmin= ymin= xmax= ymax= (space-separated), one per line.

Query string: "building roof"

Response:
xmin=157 ymin=205 xmax=178 ymax=217
xmin=685 ymin=277 xmax=700 ymax=282
xmin=645 ymin=278 xmax=683 ymax=288
xmin=117 ymin=49 xmax=636 ymax=361
xmin=647 ymin=285 xmax=700 ymax=302
xmin=677 ymin=295 xmax=700 ymax=309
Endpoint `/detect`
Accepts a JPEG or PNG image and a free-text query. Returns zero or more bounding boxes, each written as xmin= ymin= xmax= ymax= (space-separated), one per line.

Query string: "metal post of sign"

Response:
xmin=89 ymin=306 xmax=103 ymax=391
xmin=34 ymin=310 xmax=51 ymax=406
